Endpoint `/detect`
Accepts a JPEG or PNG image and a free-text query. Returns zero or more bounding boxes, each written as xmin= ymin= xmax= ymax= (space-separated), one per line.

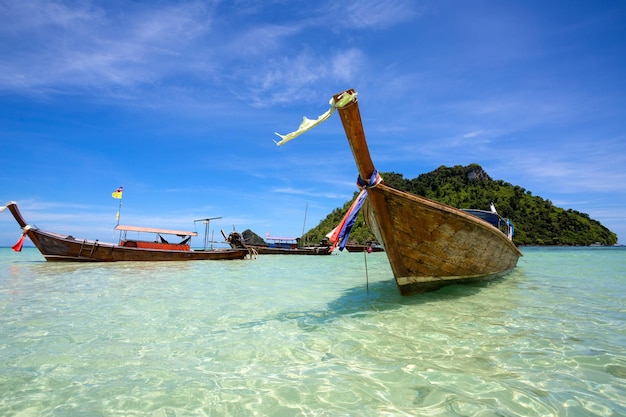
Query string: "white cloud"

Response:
xmin=342 ymin=0 xmax=417 ymax=28
xmin=0 ymin=1 xmax=215 ymax=94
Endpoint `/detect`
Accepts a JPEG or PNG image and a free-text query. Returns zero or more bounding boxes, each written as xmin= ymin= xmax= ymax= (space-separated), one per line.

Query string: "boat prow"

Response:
xmin=276 ymin=89 xmax=523 ymax=295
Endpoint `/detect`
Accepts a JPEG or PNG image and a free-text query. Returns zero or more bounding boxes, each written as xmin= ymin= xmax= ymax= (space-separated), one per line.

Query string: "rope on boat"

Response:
xmin=246 ymin=247 xmax=258 ymax=259
xmin=364 ymin=249 xmax=369 ymax=295
xmin=357 ymin=170 xmax=383 ymax=190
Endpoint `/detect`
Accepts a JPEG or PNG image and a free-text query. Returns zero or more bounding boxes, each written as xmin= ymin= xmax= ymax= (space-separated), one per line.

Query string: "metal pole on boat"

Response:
xmin=301 ymin=202 xmax=308 ymax=246
xmin=194 ymin=217 xmax=222 ymax=250
xmin=117 ymin=199 xmax=122 ymax=226
xmin=111 ymin=185 xmax=124 ymax=226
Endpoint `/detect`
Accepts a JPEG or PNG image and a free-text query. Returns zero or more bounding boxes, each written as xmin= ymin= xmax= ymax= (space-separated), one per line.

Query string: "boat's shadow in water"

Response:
xmin=330 ymin=276 xmax=505 ymax=312
xmin=276 ymin=272 xmax=521 ymax=330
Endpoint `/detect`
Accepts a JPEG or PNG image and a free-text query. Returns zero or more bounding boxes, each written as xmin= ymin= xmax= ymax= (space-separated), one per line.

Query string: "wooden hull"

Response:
xmin=345 ymin=243 xmax=384 ymax=253
xmin=334 ymin=89 xmax=522 ymax=295
xmin=251 ymin=245 xmax=332 ymax=255
xmin=224 ymin=231 xmax=332 ymax=255
xmin=4 ymin=202 xmax=249 ymax=262
xmin=363 ymin=184 xmax=521 ymax=294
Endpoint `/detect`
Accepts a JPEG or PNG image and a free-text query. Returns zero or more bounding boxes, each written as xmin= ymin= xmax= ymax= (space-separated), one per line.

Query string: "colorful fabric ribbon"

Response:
xmin=328 ymin=170 xmax=382 ymax=252
xmin=12 ymin=232 xmax=26 ymax=252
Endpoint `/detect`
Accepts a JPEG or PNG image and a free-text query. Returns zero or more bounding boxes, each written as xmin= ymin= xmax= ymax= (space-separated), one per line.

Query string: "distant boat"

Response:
xmin=224 ymin=231 xmax=332 ymax=255
xmin=2 ymin=201 xmax=250 ymax=262
xmin=276 ymin=89 xmax=522 ymax=295
xmin=345 ymin=241 xmax=385 ymax=253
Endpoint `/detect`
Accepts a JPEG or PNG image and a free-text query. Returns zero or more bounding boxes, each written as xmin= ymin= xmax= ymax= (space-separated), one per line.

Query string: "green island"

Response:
xmin=301 ymin=164 xmax=617 ymax=247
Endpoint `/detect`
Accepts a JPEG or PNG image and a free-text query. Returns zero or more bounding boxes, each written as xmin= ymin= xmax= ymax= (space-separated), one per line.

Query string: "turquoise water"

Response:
xmin=0 ymin=247 xmax=624 ymax=416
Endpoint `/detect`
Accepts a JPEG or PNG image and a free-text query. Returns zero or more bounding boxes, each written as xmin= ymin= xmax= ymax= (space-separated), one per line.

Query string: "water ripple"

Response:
xmin=0 ymin=248 xmax=624 ymax=415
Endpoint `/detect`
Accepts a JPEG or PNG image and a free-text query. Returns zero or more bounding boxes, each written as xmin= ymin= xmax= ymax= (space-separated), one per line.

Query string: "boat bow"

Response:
xmin=276 ymin=89 xmax=523 ymax=295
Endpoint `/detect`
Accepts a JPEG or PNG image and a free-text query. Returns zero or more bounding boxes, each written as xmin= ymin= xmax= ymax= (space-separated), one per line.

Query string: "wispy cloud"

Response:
xmin=0 ymin=0 xmax=412 ymax=107
xmin=0 ymin=1 xmax=216 ymax=96
xmin=271 ymin=187 xmax=349 ymax=200
xmin=332 ymin=0 xmax=418 ymax=29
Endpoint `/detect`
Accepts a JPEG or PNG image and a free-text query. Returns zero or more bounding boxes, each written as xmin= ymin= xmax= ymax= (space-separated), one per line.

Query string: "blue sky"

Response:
xmin=1 ymin=0 xmax=625 ymax=247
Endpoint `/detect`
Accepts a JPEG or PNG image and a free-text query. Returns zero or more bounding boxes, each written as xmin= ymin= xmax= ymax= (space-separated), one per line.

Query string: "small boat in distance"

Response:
xmin=224 ymin=231 xmax=332 ymax=255
xmin=275 ymin=89 xmax=522 ymax=295
xmin=2 ymin=201 xmax=250 ymax=262
xmin=345 ymin=241 xmax=385 ymax=253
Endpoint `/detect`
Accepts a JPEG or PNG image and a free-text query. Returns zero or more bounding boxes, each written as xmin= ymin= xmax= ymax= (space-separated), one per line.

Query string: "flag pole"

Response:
xmin=112 ymin=185 xmax=124 ymax=226
xmin=117 ymin=197 xmax=122 ymax=226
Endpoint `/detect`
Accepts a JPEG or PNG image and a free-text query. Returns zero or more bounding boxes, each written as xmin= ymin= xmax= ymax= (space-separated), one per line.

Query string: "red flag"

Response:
xmin=12 ymin=232 xmax=26 ymax=252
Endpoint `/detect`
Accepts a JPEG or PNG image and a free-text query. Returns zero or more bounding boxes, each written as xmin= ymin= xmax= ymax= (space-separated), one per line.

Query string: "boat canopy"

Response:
xmin=266 ymin=236 xmax=298 ymax=242
xmin=462 ymin=209 xmax=503 ymax=227
xmin=115 ymin=224 xmax=198 ymax=237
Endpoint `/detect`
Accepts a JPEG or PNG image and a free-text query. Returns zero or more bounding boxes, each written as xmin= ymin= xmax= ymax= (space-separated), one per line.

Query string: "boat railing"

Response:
xmin=462 ymin=209 xmax=515 ymax=240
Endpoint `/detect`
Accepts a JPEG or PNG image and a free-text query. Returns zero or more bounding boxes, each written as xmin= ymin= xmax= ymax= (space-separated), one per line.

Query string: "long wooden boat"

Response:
xmin=276 ymin=89 xmax=522 ymax=295
xmin=345 ymin=241 xmax=385 ymax=253
xmin=250 ymin=245 xmax=332 ymax=256
xmin=2 ymin=201 xmax=250 ymax=262
xmin=224 ymin=231 xmax=332 ymax=255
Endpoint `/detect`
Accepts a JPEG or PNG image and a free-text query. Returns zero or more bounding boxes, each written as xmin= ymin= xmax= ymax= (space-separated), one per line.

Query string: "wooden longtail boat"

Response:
xmin=345 ymin=241 xmax=385 ymax=253
xmin=224 ymin=231 xmax=332 ymax=255
xmin=2 ymin=201 xmax=250 ymax=262
xmin=276 ymin=89 xmax=522 ymax=295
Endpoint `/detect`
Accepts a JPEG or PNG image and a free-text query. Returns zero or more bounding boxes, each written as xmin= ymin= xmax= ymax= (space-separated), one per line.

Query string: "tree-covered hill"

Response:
xmin=302 ymin=164 xmax=617 ymax=246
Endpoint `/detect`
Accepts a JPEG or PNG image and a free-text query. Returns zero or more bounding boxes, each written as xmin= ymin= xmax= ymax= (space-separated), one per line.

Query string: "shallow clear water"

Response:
xmin=0 ymin=247 xmax=624 ymax=416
